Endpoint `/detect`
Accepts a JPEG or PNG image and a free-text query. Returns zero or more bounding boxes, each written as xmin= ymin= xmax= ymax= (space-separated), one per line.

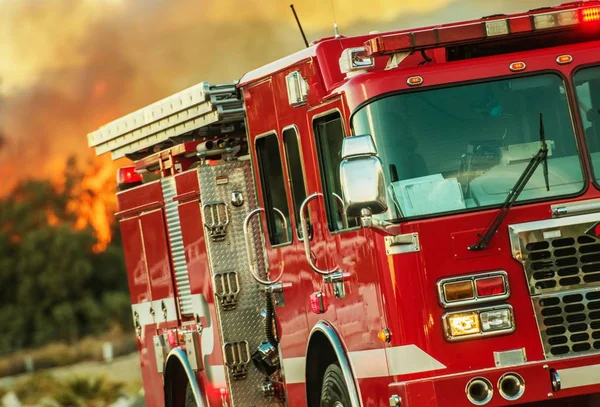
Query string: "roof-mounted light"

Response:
xmin=339 ymin=47 xmax=374 ymax=76
xmin=485 ymin=19 xmax=510 ymax=36
xmin=509 ymin=61 xmax=527 ymax=72
xmin=533 ymin=10 xmax=580 ymax=29
xmin=407 ymin=76 xmax=424 ymax=86
xmin=365 ymin=3 xmax=599 ymax=58
xmin=581 ymin=7 xmax=600 ymax=23
xmin=556 ymin=54 xmax=573 ymax=65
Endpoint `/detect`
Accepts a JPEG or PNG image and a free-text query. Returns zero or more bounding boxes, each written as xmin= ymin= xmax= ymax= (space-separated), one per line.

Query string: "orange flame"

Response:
xmin=67 ymin=157 xmax=119 ymax=252
xmin=0 ymin=0 xmax=551 ymax=252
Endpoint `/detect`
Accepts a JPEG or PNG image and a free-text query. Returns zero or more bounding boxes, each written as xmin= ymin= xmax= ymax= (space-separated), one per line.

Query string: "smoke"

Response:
xmin=0 ymin=0 xmax=557 ymax=195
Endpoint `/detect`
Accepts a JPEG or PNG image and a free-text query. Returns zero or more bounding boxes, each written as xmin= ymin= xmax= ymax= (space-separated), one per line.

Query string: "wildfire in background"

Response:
xmin=0 ymin=0 xmax=553 ymax=251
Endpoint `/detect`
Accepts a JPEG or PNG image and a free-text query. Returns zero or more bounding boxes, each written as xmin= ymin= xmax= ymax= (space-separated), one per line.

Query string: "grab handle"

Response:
xmin=243 ymin=207 xmax=287 ymax=285
xmin=299 ymin=193 xmax=338 ymax=276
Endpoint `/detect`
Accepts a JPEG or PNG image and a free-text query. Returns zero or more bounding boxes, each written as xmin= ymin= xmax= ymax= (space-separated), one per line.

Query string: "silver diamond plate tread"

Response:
xmin=161 ymin=177 xmax=194 ymax=316
xmin=198 ymin=160 xmax=276 ymax=407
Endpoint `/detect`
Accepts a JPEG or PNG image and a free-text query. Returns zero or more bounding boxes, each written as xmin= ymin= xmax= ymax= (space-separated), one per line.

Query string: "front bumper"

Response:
xmin=389 ymin=354 xmax=600 ymax=406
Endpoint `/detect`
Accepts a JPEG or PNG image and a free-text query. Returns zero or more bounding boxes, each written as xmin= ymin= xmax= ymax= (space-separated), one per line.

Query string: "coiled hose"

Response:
xmin=265 ymin=291 xmax=278 ymax=347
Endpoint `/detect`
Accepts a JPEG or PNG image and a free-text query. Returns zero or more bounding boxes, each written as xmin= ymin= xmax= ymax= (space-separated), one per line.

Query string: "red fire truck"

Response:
xmin=88 ymin=2 xmax=600 ymax=406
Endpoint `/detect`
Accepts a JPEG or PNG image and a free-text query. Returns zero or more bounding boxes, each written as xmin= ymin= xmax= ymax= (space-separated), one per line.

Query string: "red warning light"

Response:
xmin=117 ymin=166 xmax=143 ymax=186
xmin=310 ymin=292 xmax=329 ymax=314
xmin=475 ymin=276 xmax=506 ymax=297
xmin=581 ymin=7 xmax=600 ymax=23
xmin=167 ymin=330 xmax=177 ymax=347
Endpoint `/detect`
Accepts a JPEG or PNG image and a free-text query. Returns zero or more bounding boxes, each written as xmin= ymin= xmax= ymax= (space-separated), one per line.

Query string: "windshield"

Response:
xmin=575 ymin=66 xmax=600 ymax=183
xmin=352 ymin=73 xmax=584 ymax=219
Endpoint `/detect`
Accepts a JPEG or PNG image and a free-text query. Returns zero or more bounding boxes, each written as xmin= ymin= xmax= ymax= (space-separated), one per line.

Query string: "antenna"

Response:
xmin=290 ymin=4 xmax=309 ymax=48
xmin=331 ymin=0 xmax=340 ymax=38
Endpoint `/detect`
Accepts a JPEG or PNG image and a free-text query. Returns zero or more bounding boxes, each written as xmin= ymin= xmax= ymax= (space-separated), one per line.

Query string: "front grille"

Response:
xmin=525 ymin=234 xmax=600 ymax=294
xmin=509 ymin=213 xmax=600 ymax=360
xmin=510 ymin=215 xmax=600 ymax=295
xmin=534 ymin=287 xmax=600 ymax=359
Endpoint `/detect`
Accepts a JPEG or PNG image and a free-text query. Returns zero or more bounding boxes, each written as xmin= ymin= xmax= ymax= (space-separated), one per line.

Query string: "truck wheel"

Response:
xmin=320 ymin=363 xmax=351 ymax=407
xmin=185 ymin=382 xmax=197 ymax=407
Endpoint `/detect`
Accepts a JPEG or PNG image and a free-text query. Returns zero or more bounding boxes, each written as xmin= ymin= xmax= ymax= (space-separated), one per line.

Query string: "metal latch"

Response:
xmin=213 ymin=271 xmax=240 ymax=310
xmin=384 ymin=233 xmax=420 ymax=255
xmin=184 ymin=331 xmax=203 ymax=371
xmin=324 ymin=271 xmax=349 ymax=299
xmin=263 ymin=282 xmax=292 ymax=307
xmin=203 ymin=201 xmax=229 ymax=241
xmin=153 ymin=335 xmax=168 ymax=374
xmin=133 ymin=311 xmax=141 ymax=337
xmin=224 ymin=341 xmax=251 ymax=380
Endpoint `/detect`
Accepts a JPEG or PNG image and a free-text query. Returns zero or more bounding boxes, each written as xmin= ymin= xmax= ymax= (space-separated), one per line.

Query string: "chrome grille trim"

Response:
xmin=509 ymin=213 xmax=600 ymax=295
xmin=161 ymin=177 xmax=194 ymax=316
xmin=533 ymin=287 xmax=600 ymax=359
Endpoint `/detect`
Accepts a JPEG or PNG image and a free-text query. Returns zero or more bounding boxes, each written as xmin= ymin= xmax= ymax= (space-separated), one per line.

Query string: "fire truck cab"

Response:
xmin=89 ymin=2 xmax=600 ymax=406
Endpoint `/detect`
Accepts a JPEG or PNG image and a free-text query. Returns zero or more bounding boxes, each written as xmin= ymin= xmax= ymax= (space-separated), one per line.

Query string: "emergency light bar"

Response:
xmin=365 ymin=2 xmax=600 ymax=57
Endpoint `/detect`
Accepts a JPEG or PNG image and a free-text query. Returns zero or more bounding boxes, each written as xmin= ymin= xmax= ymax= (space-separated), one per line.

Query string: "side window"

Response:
xmin=282 ymin=127 xmax=309 ymax=238
xmin=256 ymin=134 xmax=291 ymax=246
xmin=575 ymin=67 xmax=600 ymax=155
xmin=313 ymin=112 xmax=359 ymax=232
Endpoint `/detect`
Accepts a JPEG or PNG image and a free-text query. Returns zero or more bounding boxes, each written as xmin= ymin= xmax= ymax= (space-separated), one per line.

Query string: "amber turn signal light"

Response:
xmin=407 ymin=76 xmax=424 ymax=86
xmin=509 ymin=62 xmax=527 ymax=72
xmin=377 ymin=328 xmax=391 ymax=343
xmin=556 ymin=55 xmax=573 ymax=65
xmin=443 ymin=281 xmax=475 ymax=303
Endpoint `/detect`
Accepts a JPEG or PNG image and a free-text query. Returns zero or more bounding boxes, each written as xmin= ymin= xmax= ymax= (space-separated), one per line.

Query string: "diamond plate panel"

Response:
xmin=161 ymin=177 xmax=194 ymax=316
xmin=198 ymin=160 xmax=276 ymax=407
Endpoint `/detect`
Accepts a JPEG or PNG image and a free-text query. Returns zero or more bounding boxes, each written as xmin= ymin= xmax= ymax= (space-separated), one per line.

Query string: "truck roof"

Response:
xmin=88 ymin=1 xmax=600 ymax=161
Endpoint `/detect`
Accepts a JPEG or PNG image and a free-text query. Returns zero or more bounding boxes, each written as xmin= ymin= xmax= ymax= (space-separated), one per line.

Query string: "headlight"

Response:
xmin=447 ymin=311 xmax=480 ymax=337
xmin=443 ymin=305 xmax=515 ymax=341
xmin=480 ymin=308 xmax=512 ymax=332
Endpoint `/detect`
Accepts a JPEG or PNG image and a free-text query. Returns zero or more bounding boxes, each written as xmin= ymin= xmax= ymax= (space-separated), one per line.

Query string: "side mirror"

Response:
xmin=339 ymin=134 xmax=388 ymax=218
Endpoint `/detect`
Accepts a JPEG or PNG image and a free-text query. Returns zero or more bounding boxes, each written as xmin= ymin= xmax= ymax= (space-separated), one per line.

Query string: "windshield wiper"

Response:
xmin=469 ymin=113 xmax=549 ymax=251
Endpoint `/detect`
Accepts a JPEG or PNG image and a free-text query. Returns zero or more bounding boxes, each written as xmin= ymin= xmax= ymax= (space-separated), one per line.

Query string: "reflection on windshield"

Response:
xmin=575 ymin=66 xmax=600 ymax=182
xmin=353 ymin=74 xmax=584 ymax=219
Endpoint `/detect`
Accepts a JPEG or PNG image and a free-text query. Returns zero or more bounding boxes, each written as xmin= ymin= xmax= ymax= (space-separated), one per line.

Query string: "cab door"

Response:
xmin=244 ymin=80 xmax=313 ymax=391
xmin=306 ymin=99 xmax=386 ymax=350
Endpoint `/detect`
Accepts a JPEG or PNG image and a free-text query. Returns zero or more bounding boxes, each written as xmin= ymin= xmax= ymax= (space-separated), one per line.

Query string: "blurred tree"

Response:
xmin=0 ymin=157 xmax=127 ymax=353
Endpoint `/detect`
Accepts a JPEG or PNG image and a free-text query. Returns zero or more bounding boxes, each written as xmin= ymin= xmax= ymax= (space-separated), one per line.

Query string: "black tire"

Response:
xmin=320 ymin=363 xmax=352 ymax=407
xmin=185 ymin=381 xmax=197 ymax=407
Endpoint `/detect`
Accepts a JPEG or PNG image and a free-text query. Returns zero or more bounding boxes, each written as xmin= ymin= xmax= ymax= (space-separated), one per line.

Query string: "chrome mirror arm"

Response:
xmin=360 ymin=208 xmax=397 ymax=236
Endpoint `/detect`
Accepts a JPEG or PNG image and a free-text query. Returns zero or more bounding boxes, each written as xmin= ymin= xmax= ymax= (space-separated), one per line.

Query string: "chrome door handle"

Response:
xmin=299 ymin=193 xmax=338 ymax=276
xmin=243 ymin=207 xmax=288 ymax=286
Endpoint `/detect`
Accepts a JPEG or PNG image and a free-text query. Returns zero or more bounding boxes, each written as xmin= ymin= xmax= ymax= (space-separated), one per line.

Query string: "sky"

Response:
xmin=0 ymin=0 xmax=560 ymax=193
